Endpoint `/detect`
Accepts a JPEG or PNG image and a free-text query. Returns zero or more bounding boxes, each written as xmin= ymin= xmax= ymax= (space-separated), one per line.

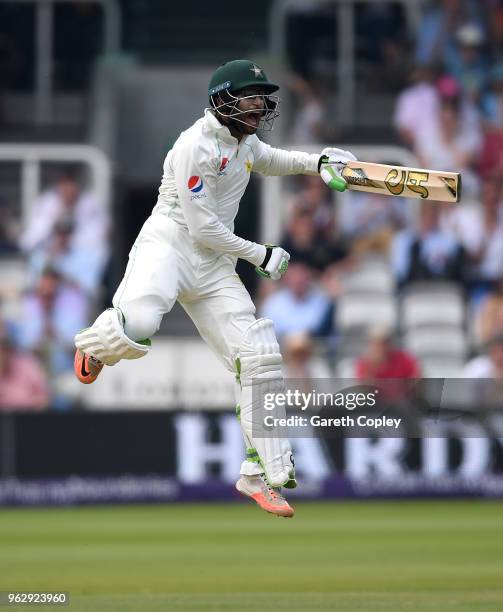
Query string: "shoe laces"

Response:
xmin=259 ymin=474 xmax=284 ymax=501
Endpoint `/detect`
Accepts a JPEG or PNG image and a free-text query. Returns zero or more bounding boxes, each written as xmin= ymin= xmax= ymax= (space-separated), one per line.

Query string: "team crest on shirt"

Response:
xmin=188 ymin=175 xmax=203 ymax=192
xmin=218 ymin=157 xmax=229 ymax=176
xmin=245 ymin=159 xmax=253 ymax=173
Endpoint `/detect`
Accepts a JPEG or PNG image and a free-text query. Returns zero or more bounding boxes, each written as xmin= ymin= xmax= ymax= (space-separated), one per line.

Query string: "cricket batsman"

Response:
xmin=74 ymin=59 xmax=355 ymax=518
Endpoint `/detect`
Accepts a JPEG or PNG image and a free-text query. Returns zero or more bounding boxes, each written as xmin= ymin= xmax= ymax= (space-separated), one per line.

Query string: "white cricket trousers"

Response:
xmin=112 ymin=212 xmax=294 ymax=485
xmin=112 ymin=212 xmax=257 ymax=374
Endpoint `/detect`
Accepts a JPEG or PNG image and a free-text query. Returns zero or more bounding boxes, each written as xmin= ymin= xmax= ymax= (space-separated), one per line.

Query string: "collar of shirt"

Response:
xmin=203 ymin=108 xmax=251 ymax=147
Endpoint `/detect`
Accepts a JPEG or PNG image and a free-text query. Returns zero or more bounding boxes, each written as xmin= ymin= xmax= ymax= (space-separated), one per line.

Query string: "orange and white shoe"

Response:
xmin=74 ymin=350 xmax=103 ymax=385
xmin=236 ymin=474 xmax=294 ymax=518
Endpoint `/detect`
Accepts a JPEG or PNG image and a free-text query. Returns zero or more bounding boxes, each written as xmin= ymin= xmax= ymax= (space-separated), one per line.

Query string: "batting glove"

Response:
xmin=318 ymin=147 xmax=358 ymax=192
xmin=255 ymin=245 xmax=290 ymax=281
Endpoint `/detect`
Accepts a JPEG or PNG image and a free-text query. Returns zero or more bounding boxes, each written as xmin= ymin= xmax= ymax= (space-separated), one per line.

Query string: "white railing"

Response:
xmin=269 ymin=0 xmax=423 ymax=126
xmin=0 ymin=144 xmax=111 ymax=223
xmin=260 ymin=144 xmax=418 ymax=244
xmin=0 ymin=0 xmax=121 ymax=124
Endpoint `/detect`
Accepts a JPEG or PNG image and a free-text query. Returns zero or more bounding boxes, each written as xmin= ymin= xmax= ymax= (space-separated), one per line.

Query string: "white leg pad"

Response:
xmin=235 ymin=379 xmax=263 ymax=477
xmin=74 ymin=308 xmax=150 ymax=366
xmin=238 ymin=318 xmax=295 ymax=487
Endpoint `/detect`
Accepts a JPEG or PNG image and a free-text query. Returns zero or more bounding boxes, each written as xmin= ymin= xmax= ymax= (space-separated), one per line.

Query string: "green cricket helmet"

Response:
xmin=208 ymin=59 xmax=280 ymax=131
xmin=209 ymin=59 xmax=279 ymax=96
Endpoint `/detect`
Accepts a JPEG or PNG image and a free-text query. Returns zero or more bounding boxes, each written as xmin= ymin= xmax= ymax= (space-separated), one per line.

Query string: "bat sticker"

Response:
xmin=440 ymin=176 xmax=458 ymax=199
xmin=342 ymin=166 xmax=381 ymax=189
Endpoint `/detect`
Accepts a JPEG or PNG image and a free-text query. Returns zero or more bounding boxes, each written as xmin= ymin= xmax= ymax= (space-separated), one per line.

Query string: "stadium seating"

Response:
xmin=0 ymin=257 xmax=26 ymax=296
xmin=342 ymin=258 xmax=395 ymax=295
xmin=336 ymin=293 xmax=398 ymax=331
xmin=334 ymin=356 xmax=357 ymax=378
xmin=400 ymin=282 xmax=465 ymax=330
xmin=419 ymin=355 xmax=466 ymax=378
xmin=403 ymin=326 xmax=468 ymax=359
xmin=333 ymin=263 xmax=470 ymax=377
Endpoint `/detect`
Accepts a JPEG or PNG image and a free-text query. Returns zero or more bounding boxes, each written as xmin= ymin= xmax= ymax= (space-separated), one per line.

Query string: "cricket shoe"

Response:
xmin=74 ymin=350 xmax=103 ymax=384
xmin=235 ymin=474 xmax=294 ymax=518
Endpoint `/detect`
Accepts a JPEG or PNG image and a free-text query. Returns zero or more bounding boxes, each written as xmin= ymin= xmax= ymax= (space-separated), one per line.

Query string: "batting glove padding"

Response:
xmin=255 ymin=245 xmax=290 ymax=281
xmin=318 ymin=147 xmax=358 ymax=192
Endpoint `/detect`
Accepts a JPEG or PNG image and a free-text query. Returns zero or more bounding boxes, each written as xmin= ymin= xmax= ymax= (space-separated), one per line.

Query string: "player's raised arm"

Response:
xmin=251 ymin=138 xmax=356 ymax=193
xmin=250 ymin=138 xmax=320 ymax=176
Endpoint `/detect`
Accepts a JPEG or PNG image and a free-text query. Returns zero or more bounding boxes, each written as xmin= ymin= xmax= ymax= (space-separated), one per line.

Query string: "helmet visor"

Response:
xmin=211 ymin=89 xmax=281 ymax=132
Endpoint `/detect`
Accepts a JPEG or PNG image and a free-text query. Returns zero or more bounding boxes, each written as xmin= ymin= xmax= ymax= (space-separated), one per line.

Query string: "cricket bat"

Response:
xmin=340 ymin=161 xmax=461 ymax=203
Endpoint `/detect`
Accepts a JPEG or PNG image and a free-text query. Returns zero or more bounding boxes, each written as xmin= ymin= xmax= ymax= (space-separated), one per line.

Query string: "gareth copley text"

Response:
xmin=264 ymin=415 xmax=402 ymax=430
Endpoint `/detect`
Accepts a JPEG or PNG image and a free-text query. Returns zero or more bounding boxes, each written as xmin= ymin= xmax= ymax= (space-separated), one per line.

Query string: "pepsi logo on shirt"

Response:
xmin=187 ymin=176 xmax=203 ymax=193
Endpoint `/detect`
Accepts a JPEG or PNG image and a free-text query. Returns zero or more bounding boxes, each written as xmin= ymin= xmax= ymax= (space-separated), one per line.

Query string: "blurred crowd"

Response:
xmin=0 ymin=168 xmax=109 ymax=410
xmin=261 ymin=0 xmax=503 ymax=388
xmin=2 ymin=0 xmax=503 ymax=410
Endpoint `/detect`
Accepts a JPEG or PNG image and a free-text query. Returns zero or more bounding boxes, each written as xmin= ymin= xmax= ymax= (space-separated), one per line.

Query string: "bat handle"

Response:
xmin=320 ymin=166 xmax=347 ymax=192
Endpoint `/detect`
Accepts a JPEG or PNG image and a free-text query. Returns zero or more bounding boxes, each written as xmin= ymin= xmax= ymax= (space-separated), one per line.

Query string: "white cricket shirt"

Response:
xmin=151 ymin=109 xmax=320 ymax=266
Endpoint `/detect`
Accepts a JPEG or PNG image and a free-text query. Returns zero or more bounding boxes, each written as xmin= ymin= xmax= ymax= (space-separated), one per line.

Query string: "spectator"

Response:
xmin=442 ymin=176 xmax=503 ymax=298
xmin=475 ymin=278 xmax=503 ymax=346
xmin=468 ymin=177 xmax=503 ymax=297
xmin=339 ymin=190 xmax=410 ymax=256
xmin=0 ymin=324 xmax=49 ymax=411
xmin=288 ymin=174 xmax=331 ymax=214
xmin=462 ymin=332 xmax=503 ymax=405
xmin=414 ymin=0 xmax=461 ymax=66
xmin=394 ymin=63 xmax=441 ymax=148
xmin=281 ymin=206 xmax=318 ymax=268
xmin=288 ymin=176 xmax=347 ymax=242
xmin=261 ymin=262 xmax=333 ymax=339
xmin=355 ymin=326 xmax=421 ymax=380
xmin=464 ymin=332 xmax=503 ymax=378
xmin=394 ymin=70 xmax=481 ymax=154
xmin=479 ymin=65 xmax=503 ymax=179
xmin=19 ymin=267 xmax=88 ymax=377
xmin=282 ymin=332 xmax=332 ymax=380
xmin=479 ymin=130 xmax=503 ymax=183
xmin=414 ymin=1 xmax=488 ymax=69
xmin=481 ymin=63 xmax=503 ymax=127
xmin=28 ymin=218 xmax=104 ymax=295
xmin=414 ymin=82 xmax=481 ymax=196
xmin=20 ymin=168 xmax=109 ymax=283
xmin=391 ymin=201 xmax=465 ymax=287
xmin=355 ymin=326 xmax=421 ymax=403
xmin=282 ymin=201 xmax=350 ymax=272
xmin=445 ymin=22 xmax=489 ymax=103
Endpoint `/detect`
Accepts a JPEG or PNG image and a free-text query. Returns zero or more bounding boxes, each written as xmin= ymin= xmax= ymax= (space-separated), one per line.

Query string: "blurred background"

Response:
xmin=1 ymin=0 xmax=503 ymax=505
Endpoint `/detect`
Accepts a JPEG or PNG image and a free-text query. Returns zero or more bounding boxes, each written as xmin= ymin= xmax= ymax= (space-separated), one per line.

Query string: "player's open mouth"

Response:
xmin=246 ymin=112 xmax=262 ymax=127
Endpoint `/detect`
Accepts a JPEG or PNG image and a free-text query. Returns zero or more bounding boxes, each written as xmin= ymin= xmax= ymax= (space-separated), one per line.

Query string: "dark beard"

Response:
xmin=216 ymin=112 xmax=257 ymax=137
